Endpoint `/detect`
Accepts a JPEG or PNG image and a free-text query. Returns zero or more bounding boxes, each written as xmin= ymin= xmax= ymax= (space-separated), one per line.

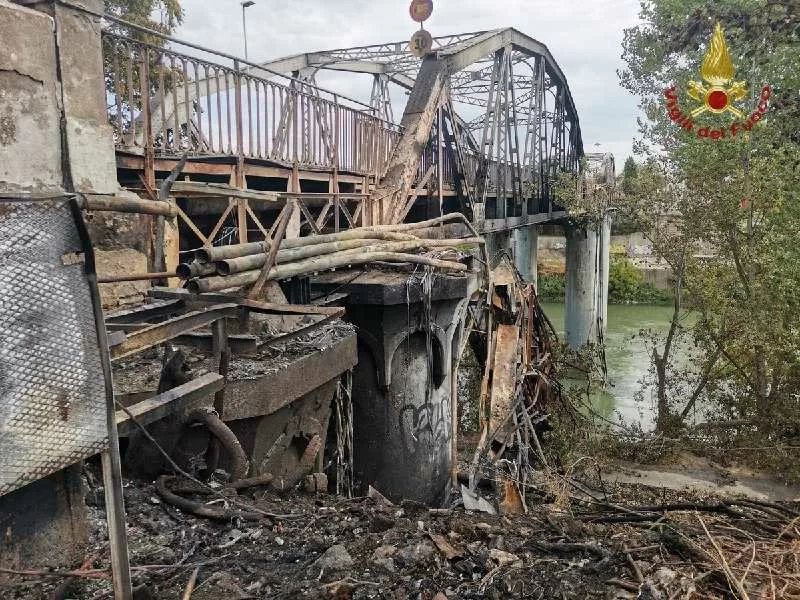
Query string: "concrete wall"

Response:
xmin=0 ymin=1 xmax=63 ymax=192
xmin=0 ymin=466 xmax=87 ymax=574
xmin=50 ymin=0 xmax=119 ymax=194
xmin=0 ymin=0 xmax=141 ymax=571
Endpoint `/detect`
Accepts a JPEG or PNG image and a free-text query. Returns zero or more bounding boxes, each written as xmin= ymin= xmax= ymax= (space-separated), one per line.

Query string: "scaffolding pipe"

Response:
xmin=216 ymin=237 xmax=482 ymax=275
xmin=188 ymin=252 xmax=467 ymax=293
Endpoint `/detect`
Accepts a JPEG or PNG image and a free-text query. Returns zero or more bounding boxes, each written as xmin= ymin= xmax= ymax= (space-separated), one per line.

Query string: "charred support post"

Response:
xmin=564 ymin=218 xmax=610 ymax=348
xmin=312 ymin=270 xmax=477 ymax=505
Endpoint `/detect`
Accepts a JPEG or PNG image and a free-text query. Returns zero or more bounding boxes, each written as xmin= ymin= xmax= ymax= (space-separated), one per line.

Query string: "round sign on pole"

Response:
xmin=410 ymin=29 xmax=434 ymax=58
xmin=409 ymin=0 xmax=433 ymax=23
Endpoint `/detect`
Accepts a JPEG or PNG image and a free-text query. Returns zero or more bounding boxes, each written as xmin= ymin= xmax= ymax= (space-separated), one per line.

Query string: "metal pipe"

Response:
xmin=195 ymin=241 xmax=269 ymax=264
xmin=189 ymin=251 xmax=467 ymax=293
xmin=197 ymin=230 xmax=422 ymax=265
xmin=98 ymin=271 xmax=176 ymax=283
xmin=216 ymin=237 xmax=482 ymax=275
xmin=79 ymin=194 xmax=177 ymax=217
xmin=176 ymin=261 xmax=218 ymax=279
xmin=241 ymin=1 xmax=254 ymax=61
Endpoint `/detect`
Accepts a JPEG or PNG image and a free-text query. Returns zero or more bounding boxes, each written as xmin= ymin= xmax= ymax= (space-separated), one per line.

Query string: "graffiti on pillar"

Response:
xmin=399 ymin=398 xmax=450 ymax=456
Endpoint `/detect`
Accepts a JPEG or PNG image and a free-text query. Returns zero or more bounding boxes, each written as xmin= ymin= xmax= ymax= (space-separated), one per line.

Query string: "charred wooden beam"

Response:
xmin=109 ymin=304 xmax=240 ymax=361
xmin=106 ymin=299 xmax=186 ymax=324
xmin=115 ymin=372 xmax=224 ymax=437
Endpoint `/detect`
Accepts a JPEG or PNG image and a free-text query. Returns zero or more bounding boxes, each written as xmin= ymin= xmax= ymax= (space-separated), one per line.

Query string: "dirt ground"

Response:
xmin=4 ymin=454 xmax=799 ymax=600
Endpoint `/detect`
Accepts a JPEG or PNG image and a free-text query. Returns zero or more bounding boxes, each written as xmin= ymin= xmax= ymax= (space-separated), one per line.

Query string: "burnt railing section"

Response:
xmin=103 ymin=32 xmax=402 ymax=175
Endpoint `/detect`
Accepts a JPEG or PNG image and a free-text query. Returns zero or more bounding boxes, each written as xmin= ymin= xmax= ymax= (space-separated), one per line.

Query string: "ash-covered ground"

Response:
xmin=6 ymin=456 xmax=799 ymax=600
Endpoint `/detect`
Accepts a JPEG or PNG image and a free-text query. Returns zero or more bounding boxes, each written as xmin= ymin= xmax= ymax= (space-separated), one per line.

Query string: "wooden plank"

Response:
xmin=169 ymin=181 xmax=281 ymax=203
xmin=116 ymin=373 xmax=224 ymax=437
xmin=106 ymin=299 xmax=185 ymax=323
xmin=149 ymin=287 xmax=345 ymax=317
xmin=116 ymin=154 xmax=234 ymax=176
xmin=489 ymin=324 xmax=520 ymax=441
xmin=106 ymin=326 xmax=258 ymax=354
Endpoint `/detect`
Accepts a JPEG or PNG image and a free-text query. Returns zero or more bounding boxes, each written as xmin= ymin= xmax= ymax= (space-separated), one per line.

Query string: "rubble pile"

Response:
xmin=5 ymin=466 xmax=799 ymax=599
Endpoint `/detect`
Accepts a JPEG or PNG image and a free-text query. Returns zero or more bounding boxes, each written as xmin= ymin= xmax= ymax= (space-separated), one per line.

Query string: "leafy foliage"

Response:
xmin=618 ymin=0 xmax=800 ymax=464
xmin=609 ymin=256 xmax=671 ymax=305
xmin=537 ymin=273 xmax=566 ymax=302
xmin=105 ymin=0 xmax=183 ymax=39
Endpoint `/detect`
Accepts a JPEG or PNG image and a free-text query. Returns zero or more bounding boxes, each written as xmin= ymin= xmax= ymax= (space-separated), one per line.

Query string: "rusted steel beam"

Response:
xmin=106 ymin=299 xmax=185 ymax=324
xmin=148 ymin=287 xmax=344 ymax=317
xmin=259 ymin=313 xmax=343 ymax=349
xmin=78 ymin=194 xmax=177 ymax=217
xmin=109 ymin=304 xmax=240 ymax=361
xmin=168 ymin=181 xmax=281 ymax=203
xmin=115 ymin=373 xmax=224 ymax=437
xmin=248 ymin=201 xmax=296 ymax=299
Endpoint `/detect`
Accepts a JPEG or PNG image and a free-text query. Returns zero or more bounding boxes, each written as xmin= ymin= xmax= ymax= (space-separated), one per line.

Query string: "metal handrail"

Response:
xmin=58 ymin=0 xmax=386 ymax=115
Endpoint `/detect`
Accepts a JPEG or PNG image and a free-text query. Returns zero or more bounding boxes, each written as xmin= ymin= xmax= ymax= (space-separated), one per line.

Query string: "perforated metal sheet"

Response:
xmin=0 ymin=198 xmax=108 ymax=497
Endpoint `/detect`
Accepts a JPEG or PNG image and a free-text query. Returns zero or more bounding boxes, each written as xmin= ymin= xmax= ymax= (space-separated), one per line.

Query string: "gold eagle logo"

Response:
xmin=687 ymin=23 xmax=748 ymax=118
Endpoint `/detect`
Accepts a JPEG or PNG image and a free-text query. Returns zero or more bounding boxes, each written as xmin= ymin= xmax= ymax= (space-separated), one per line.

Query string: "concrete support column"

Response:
xmin=485 ymin=230 xmax=512 ymax=267
xmin=512 ymin=225 xmax=538 ymax=285
xmin=564 ymin=218 xmax=610 ymax=348
xmin=311 ymin=271 xmax=477 ymax=505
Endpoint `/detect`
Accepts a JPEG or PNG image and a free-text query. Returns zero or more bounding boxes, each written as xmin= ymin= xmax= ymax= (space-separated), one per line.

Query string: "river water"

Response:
xmin=541 ymin=302 xmax=676 ymax=429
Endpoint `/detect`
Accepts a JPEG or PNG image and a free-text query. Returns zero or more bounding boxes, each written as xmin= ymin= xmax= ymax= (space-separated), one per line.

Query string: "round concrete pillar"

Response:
xmin=565 ymin=224 xmax=598 ymax=348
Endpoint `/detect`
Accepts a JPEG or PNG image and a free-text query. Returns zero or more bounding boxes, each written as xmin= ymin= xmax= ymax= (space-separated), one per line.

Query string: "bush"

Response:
xmin=538 ymin=273 xmax=565 ymax=301
xmin=608 ymin=256 xmax=671 ymax=305
xmin=537 ymin=259 xmax=670 ymax=305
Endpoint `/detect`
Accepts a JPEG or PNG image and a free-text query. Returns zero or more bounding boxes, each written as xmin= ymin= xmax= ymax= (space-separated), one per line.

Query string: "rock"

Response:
xmin=488 ymin=548 xmax=522 ymax=568
xmin=454 ymin=559 xmax=478 ymax=574
xmin=367 ymin=485 xmax=394 ymax=506
xmin=372 ymin=545 xmax=397 ymax=560
xmin=369 ymin=513 xmax=395 ymax=533
xmin=396 ymin=539 xmax=438 ymax=567
xmin=304 ymin=472 xmax=328 ymax=494
xmin=372 ymin=557 xmax=396 ymax=573
xmin=323 ymin=579 xmax=358 ymax=599
xmin=314 ymin=544 xmax=354 ymax=572
xmin=475 ymin=522 xmax=493 ymax=535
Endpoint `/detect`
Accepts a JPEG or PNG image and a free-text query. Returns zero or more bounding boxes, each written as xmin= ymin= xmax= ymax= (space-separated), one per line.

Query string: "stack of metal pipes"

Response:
xmin=177 ymin=216 xmax=484 ymax=294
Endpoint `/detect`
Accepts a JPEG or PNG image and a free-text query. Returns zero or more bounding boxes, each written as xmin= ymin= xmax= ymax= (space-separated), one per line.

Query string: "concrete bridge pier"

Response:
xmin=311 ymin=270 xmax=476 ymax=505
xmin=512 ymin=225 xmax=538 ymax=285
xmin=564 ymin=218 xmax=610 ymax=349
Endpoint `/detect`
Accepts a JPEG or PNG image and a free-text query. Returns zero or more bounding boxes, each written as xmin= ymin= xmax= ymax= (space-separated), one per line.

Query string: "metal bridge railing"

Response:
xmin=102 ymin=32 xmax=402 ymax=175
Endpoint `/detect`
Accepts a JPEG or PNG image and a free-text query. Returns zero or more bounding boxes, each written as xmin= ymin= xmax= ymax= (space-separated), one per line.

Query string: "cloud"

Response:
xmin=175 ymin=0 xmax=642 ymax=165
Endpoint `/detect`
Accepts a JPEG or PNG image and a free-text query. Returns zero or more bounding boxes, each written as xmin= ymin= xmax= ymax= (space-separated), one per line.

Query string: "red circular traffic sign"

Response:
xmin=409 ymin=0 xmax=433 ymax=23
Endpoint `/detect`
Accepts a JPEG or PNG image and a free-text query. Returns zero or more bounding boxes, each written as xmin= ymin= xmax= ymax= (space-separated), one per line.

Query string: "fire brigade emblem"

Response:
xmin=687 ymin=23 xmax=747 ymax=118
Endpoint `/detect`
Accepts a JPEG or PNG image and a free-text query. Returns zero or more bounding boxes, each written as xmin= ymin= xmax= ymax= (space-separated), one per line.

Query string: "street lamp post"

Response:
xmin=241 ymin=1 xmax=255 ymax=60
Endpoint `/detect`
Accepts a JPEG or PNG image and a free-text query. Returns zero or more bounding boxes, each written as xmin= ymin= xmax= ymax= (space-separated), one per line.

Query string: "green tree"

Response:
xmin=619 ymin=0 xmax=800 ymax=442
xmin=105 ymin=0 xmax=183 ymax=39
xmin=621 ymin=156 xmax=638 ymax=195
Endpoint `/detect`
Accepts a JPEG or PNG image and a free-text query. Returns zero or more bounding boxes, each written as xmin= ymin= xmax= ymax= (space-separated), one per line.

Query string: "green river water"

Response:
xmin=541 ymin=302 xmax=677 ymax=429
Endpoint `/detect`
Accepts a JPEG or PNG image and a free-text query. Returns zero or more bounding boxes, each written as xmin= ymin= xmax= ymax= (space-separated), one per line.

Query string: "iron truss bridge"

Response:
xmin=104 ymin=24 xmax=583 ymax=240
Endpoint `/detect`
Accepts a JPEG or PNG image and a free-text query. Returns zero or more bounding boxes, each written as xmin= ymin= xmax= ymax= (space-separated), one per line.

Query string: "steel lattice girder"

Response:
xmin=261 ymin=28 xmax=583 ymax=158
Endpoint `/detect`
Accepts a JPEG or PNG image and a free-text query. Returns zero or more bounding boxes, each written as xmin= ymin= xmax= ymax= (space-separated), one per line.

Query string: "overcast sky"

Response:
xmin=174 ymin=0 xmax=642 ymax=166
